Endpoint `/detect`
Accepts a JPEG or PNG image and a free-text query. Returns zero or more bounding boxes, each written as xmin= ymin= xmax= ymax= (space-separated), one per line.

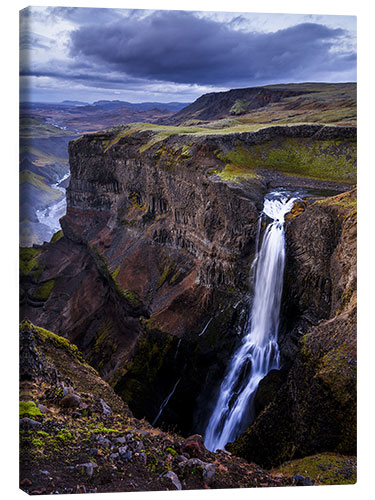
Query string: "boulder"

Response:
xmin=161 ymin=471 xmax=182 ymax=490
xmin=181 ymin=434 xmax=206 ymax=458
xmin=60 ymin=393 xmax=81 ymax=409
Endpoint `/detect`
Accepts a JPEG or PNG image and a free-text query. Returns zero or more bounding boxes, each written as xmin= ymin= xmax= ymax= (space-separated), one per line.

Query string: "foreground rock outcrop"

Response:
xmin=20 ymin=320 xmax=301 ymax=494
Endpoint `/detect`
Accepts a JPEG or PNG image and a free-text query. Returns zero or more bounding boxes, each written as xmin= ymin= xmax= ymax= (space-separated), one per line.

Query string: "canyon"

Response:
xmin=20 ymin=85 xmax=357 ymax=492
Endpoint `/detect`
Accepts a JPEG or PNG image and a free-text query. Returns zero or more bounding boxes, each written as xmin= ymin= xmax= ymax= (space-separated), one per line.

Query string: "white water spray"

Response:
xmin=152 ymin=378 xmax=181 ymax=426
xmin=204 ymin=190 xmax=298 ymax=452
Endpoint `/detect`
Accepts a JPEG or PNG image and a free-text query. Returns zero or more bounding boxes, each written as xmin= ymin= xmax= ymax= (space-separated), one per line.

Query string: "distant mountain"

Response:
xmin=20 ymin=100 xmax=191 ymax=133
xmin=160 ymin=83 xmax=356 ymax=127
xmin=61 ymin=100 xmax=89 ymax=106
xmin=91 ymin=100 xmax=188 ymax=112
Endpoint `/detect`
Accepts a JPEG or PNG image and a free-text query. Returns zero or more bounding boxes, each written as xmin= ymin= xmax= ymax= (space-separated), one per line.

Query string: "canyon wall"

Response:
xmin=20 ymin=123 xmax=356 ymax=444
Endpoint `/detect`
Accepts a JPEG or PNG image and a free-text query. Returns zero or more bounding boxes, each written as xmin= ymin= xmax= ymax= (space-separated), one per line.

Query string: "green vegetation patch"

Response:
xmin=121 ymin=289 xmax=141 ymax=307
xmin=20 ymin=247 xmax=44 ymax=279
xmin=20 ymin=320 xmax=85 ymax=363
xmin=130 ymin=192 xmax=147 ymax=212
xmin=274 ymin=453 xmax=356 ymax=485
xmin=156 ymin=255 xmax=182 ymax=289
xmin=20 ymin=401 xmax=43 ymax=418
xmin=315 ymin=188 xmax=357 ymax=211
xmin=55 ymin=428 xmax=74 ymax=443
xmin=92 ymin=318 xmax=118 ymax=369
xmin=215 ymin=147 xmax=259 ymax=182
xmin=50 ymin=229 xmax=64 ymax=243
xmin=31 ymin=279 xmax=55 ymax=301
xmin=165 ymin=447 xmax=178 ymax=457
xmin=264 ymin=138 xmax=356 ymax=181
xmin=216 ymin=137 xmax=356 ymax=183
xmin=230 ymin=99 xmax=249 ymax=116
xmin=19 ymin=146 xmax=68 ymax=167
xmin=20 ymin=170 xmax=63 ymax=200
xmin=20 ymin=117 xmax=72 ymax=139
xmin=316 ymin=345 xmax=356 ymax=406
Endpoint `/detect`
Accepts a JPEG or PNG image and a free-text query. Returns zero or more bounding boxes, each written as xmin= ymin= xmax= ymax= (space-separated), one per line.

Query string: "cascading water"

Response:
xmin=204 ymin=190 xmax=299 ymax=452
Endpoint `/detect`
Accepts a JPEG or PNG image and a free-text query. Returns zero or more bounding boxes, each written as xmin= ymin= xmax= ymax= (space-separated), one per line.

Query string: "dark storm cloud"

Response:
xmin=68 ymin=10 xmax=355 ymax=87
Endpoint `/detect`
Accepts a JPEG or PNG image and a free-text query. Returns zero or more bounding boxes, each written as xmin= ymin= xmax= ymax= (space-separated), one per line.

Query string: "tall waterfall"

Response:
xmin=204 ymin=190 xmax=298 ymax=452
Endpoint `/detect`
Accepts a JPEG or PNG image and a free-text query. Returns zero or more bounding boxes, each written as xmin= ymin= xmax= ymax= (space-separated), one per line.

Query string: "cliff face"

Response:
xmin=20 ymin=122 xmax=356 ymax=447
xmin=63 ymin=129 xmax=264 ymax=292
xmin=63 ymin=123 xmax=355 ymax=295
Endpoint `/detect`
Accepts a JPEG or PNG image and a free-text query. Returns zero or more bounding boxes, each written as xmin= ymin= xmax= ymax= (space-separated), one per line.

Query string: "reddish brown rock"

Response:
xmin=181 ymin=434 xmax=207 ymax=458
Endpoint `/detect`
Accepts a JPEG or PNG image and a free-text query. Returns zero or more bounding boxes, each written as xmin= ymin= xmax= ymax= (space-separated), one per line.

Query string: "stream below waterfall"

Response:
xmin=36 ymin=172 xmax=70 ymax=236
xmin=204 ymin=189 xmax=300 ymax=452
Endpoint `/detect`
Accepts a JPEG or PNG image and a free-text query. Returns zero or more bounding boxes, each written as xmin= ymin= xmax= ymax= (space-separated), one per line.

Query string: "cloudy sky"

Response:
xmin=19 ymin=6 xmax=357 ymax=104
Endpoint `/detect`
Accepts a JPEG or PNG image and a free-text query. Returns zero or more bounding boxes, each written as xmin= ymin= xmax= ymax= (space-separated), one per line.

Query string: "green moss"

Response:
xmin=20 ymin=320 xmax=85 ymax=363
xmin=31 ymin=438 xmax=45 ymax=448
xmin=316 ymin=345 xmax=355 ymax=405
xmin=213 ymin=163 xmax=258 ymax=182
xmin=165 ymin=447 xmax=178 ymax=457
xmin=274 ymin=453 xmax=356 ymax=485
xmin=37 ymin=430 xmax=50 ymax=438
xmin=19 ymin=247 xmax=44 ymax=279
xmin=92 ymin=318 xmax=118 ymax=361
xmin=157 ymin=256 xmax=178 ymax=289
xmin=121 ymin=289 xmax=141 ymax=307
xmin=315 ymin=189 xmax=357 ymax=210
xmin=50 ymin=229 xmax=64 ymax=243
xmin=157 ymin=264 xmax=172 ymax=289
xmin=88 ymin=246 xmax=143 ymax=312
xmin=31 ymin=279 xmax=55 ymax=301
xmin=180 ymin=145 xmax=192 ymax=159
xmin=230 ymin=99 xmax=248 ymax=115
xmin=87 ymin=423 xmax=121 ymax=436
xmin=19 ymin=401 xmax=43 ymax=418
xmin=215 ymin=137 xmax=356 ymax=183
xmin=55 ymin=429 xmax=74 ymax=442
xmin=130 ymin=192 xmax=147 ymax=212
xmin=111 ymin=265 xmax=120 ymax=280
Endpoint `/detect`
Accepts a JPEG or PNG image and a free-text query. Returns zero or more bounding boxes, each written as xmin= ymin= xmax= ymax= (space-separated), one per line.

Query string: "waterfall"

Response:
xmin=204 ymin=190 xmax=298 ymax=452
xmin=174 ymin=339 xmax=182 ymax=360
xmin=199 ymin=318 xmax=213 ymax=337
xmin=152 ymin=378 xmax=181 ymax=426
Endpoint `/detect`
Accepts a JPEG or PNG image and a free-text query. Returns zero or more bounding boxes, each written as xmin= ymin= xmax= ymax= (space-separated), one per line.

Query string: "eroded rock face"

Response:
xmin=20 ymin=124 xmax=356 ymax=446
xmin=228 ymin=190 xmax=357 ymax=468
xmin=20 ymin=126 xmax=266 ymax=433
xmin=64 ymin=130 xmax=264 ymax=292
